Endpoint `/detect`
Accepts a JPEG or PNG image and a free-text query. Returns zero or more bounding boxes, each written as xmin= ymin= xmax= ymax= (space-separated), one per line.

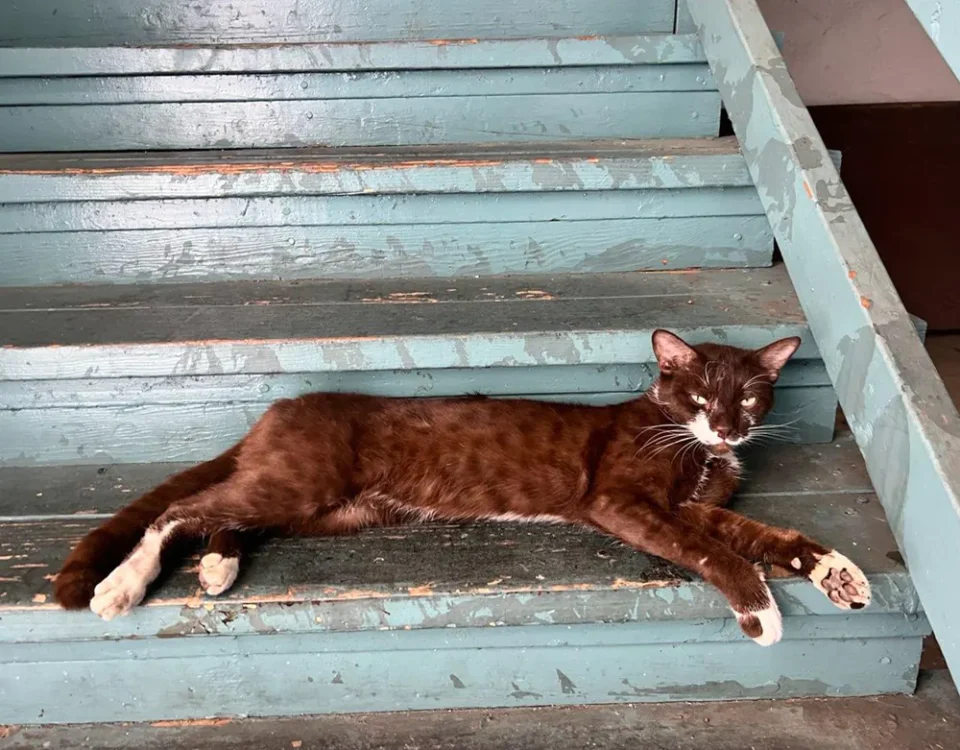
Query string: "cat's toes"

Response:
xmin=198 ymin=553 xmax=240 ymax=596
xmin=89 ymin=566 xmax=147 ymax=621
xmin=809 ymin=550 xmax=871 ymax=610
xmin=734 ymin=587 xmax=783 ymax=647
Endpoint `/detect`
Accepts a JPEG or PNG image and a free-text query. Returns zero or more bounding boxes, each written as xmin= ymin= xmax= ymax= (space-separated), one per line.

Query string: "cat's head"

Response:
xmin=650 ymin=329 xmax=801 ymax=454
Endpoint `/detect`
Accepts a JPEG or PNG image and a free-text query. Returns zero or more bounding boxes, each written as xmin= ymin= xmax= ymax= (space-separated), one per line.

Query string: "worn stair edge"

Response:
xmin=0 ymin=266 xmax=816 ymax=382
xmin=0 ymin=91 xmax=720 ymax=153
xmin=0 ymin=66 xmax=716 ymax=106
xmin=0 ymin=435 xmax=878 ymax=520
xmin=0 ymin=0 xmax=678 ymax=46
xmin=0 ymin=34 xmax=706 ymax=77
xmin=0 ymin=139 xmax=759 ymax=203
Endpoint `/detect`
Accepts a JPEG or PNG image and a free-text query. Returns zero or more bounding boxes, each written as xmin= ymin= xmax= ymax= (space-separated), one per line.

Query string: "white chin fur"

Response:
xmin=687 ymin=413 xmax=724 ymax=446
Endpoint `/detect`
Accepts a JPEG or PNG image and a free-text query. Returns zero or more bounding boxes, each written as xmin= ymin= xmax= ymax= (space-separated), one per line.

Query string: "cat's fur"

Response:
xmin=54 ymin=330 xmax=870 ymax=645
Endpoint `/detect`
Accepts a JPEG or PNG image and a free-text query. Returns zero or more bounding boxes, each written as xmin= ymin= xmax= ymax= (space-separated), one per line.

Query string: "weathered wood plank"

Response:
xmin=0 ymin=383 xmax=835 ymax=466
xmin=0 ymin=266 xmax=815 ymax=380
xmin=0 ymin=432 xmax=875 ymax=519
xmin=0 ymin=628 xmax=924 ymax=724
xmin=0 ymin=138 xmax=756 ymax=203
xmin=905 ymin=0 xmax=960 ymax=79
xmin=0 ymin=92 xmax=721 ymax=152
xmin=0 ymin=0 xmax=677 ymax=45
xmin=687 ymin=0 xmax=960 ymax=682
xmin=0 ymin=492 xmax=915 ymax=621
xmin=0 ymin=66 xmax=714 ymax=106
xmin=0 ymin=35 xmax=707 ymax=77
xmin=0 ymin=216 xmax=773 ymax=286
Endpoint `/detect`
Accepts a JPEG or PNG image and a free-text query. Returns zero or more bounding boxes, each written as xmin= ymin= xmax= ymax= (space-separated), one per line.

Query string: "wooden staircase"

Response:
xmin=0 ymin=0 xmax=935 ymax=725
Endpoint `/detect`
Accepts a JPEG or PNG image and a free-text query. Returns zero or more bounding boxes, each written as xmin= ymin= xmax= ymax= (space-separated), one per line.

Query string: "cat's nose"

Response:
xmin=714 ymin=426 xmax=730 ymax=440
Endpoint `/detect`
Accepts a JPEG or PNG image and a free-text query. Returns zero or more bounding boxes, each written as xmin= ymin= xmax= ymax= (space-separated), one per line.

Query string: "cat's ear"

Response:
xmin=652 ymin=329 xmax=698 ymax=374
xmin=753 ymin=337 xmax=801 ymax=381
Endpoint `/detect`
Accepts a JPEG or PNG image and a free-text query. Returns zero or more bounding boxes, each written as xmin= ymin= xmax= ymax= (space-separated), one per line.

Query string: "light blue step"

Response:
xmin=0 ymin=435 xmax=928 ymax=723
xmin=0 ymin=139 xmax=774 ymax=286
xmin=0 ymin=33 xmax=719 ymax=151
xmin=0 ymin=264 xmax=838 ymax=467
xmin=0 ymin=1 xmax=678 ymax=45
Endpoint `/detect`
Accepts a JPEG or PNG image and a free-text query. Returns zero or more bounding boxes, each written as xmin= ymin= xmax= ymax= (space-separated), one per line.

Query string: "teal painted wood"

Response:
xmin=0 ymin=266 xmax=816 ymax=381
xmin=0 ymin=216 xmax=773 ymax=286
xmin=0 ymin=35 xmax=706 ymax=77
xmin=0 ymin=139 xmax=758 ymax=203
xmin=676 ymin=0 xmax=696 ymax=33
xmin=0 ymin=66 xmax=715 ymax=105
xmin=0 ymin=92 xmax=720 ymax=152
xmin=0 ymin=627 xmax=924 ymax=724
xmin=0 ymin=0 xmax=676 ymax=45
xmin=905 ymin=1 xmax=960 ymax=79
xmin=687 ymin=0 xmax=960 ymax=685
xmin=0 ymin=384 xmax=834 ymax=466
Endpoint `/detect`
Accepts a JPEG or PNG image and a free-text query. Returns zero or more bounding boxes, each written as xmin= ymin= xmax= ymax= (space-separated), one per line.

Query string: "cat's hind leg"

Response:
xmin=198 ymin=530 xmax=246 ymax=596
xmin=678 ymin=503 xmax=871 ymax=610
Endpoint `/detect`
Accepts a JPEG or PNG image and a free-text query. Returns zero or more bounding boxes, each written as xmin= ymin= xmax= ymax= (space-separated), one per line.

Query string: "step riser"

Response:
xmin=2 ymin=0 xmax=678 ymax=46
xmin=0 ymin=382 xmax=836 ymax=467
xmin=2 ymin=215 xmax=772 ymax=286
xmin=0 ymin=619 xmax=925 ymax=725
xmin=0 ymin=92 xmax=719 ymax=152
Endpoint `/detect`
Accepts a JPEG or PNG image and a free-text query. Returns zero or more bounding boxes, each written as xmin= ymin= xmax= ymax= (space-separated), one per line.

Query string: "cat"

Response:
xmin=53 ymin=329 xmax=870 ymax=646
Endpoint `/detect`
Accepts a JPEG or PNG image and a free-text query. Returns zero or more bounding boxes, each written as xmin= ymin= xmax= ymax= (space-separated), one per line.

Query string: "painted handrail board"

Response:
xmin=0 ymin=435 xmax=875 ymax=519
xmin=0 ymin=138 xmax=757 ymax=202
xmin=0 ymin=216 xmax=773 ymax=286
xmin=0 ymin=66 xmax=714 ymax=106
xmin=0 ymin=35 xmax=706 ymax=77
xmin=0 ymin=266 xmax=815 ymax=381
xmin=0 ymin=0 xmax=676 ymax=45
xmin=0 ymin=92 xmax=720 ymax=152
xmin=687 ymin=0 xmax=960 ymax=683
xmin=905 ymin=0 xmax=960 ymax=80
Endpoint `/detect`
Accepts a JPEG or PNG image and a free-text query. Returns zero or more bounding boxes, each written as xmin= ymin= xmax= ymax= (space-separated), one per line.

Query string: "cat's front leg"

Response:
xmin=693 ymin=454 xmax=741 ymax=507
xmin=588 ymin=492 xmax=783 ymax=646
xmin=678 ymin=503 xmax=871 ymax=610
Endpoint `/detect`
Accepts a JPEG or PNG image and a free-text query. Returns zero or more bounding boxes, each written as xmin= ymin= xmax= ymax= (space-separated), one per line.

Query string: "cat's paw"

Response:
xmin=733 ymin=584 xmax=783 ymax=647
xmin=808 ymin=550 xmax=871 ymax=610
xmin=199 ymin=553 xmax=240 ymax=596
xmin=89 ymin=565 xmax=149 ymax=620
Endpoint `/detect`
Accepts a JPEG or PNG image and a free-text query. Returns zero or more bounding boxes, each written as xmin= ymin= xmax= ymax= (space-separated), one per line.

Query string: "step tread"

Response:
xmin=1 ymin=266 xmax=803 ymax=353
xmin=0 ymin=138 xmax=741 ymax=173
xmin=0 ymin=436 xmax=910 ymax=631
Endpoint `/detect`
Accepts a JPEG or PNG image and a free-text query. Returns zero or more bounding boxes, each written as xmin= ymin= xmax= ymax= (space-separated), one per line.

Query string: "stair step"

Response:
xmin=0 ymin=265 xmax=840 ymax=466
xmin=0 ymin=435 xmax=927 ymax=724
xmin=0 ymin=33 xmax=717 ymax=151
xmin=1 ymin=1 xmax=679 ymax=46
xmin=0 ymin=138 xmax=775 ymax=286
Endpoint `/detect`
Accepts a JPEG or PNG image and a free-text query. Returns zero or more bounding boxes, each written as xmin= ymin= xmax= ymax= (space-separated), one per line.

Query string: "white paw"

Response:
xmin=198 ymin=553 xmax=240 ymax=596
xmin=90 ymin=564 xmax=150 ymax=621
xmin=734 ymin=585 xmax=783 ymax=647
xmin=809 ymin=550 xmax=871 ymax=610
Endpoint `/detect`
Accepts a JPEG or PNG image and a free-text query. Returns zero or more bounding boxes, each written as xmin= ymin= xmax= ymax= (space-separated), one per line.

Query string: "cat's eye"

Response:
xmin=741 ymin=395 xmax=758 ymax=407
xmin=691 ymin=394 xmax=708 ymax=406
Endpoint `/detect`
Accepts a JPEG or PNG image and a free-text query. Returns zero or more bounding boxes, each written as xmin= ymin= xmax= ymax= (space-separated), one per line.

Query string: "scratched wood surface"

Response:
xmin=0 ymin=0 xmax=677 ymax=45
xmin=0 ymin=35 xmax=707 ymax=77
xmin=0 ymin=92 xmax=720 ymax=152
xmin=0 ymin=138 xmax=755 ymax=201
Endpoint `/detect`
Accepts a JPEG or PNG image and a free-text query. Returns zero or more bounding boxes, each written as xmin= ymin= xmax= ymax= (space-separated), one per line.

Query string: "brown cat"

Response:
xmin=54 ymin=330 xmax=870 ymax=646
